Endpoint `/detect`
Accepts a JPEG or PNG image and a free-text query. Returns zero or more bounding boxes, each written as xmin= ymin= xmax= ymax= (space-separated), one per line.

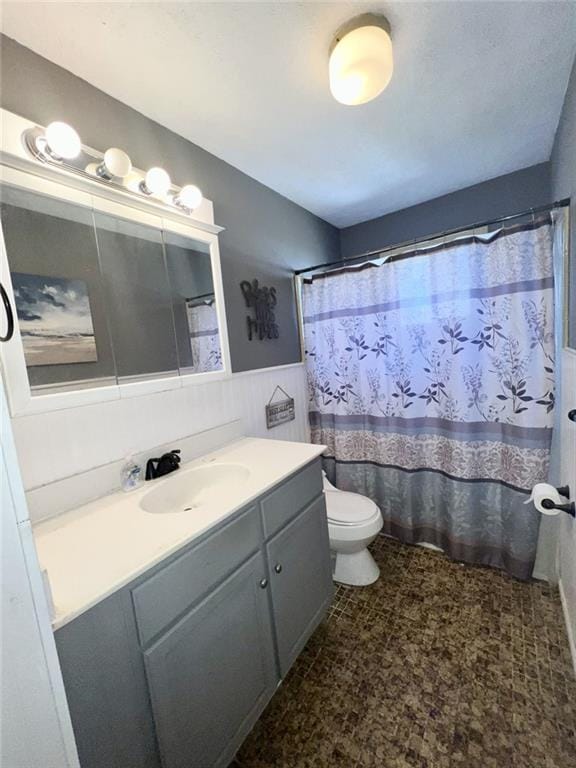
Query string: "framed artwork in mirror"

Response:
xmin=11 ymin=273 xmax=97 ymax=367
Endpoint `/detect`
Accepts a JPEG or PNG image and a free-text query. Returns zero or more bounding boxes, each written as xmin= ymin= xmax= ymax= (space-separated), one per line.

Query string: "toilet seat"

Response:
xmin=324 ymin=489 xmax=380 ymax=526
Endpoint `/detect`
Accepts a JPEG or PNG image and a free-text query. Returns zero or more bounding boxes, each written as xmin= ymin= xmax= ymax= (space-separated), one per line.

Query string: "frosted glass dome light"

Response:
xmin=329 ymin=14 xmax=393 ymax=106
xmin=99 ymin=148 xmax=132 ymax=179
xmin=44 ymin=121 xmax=82 ymax=159
xmin=142 ymin=166 xmax=171 ymax=196
xmin=176 ymin=184 xmax=203 ymax=210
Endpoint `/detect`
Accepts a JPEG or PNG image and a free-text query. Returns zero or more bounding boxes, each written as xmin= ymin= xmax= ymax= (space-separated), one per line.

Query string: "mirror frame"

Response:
xmin=0 ymin=164 xmax=231 ymax=417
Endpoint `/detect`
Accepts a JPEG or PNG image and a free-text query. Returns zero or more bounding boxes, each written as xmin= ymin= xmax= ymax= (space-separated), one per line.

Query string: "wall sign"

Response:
xmin=240 ymin=279 xmax=279 ymax=341
xmin=266 ymin=385 xmax=295 ymax=429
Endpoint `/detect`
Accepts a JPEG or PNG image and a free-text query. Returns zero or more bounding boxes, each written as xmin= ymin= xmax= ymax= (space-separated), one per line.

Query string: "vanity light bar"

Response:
xmin=23 ymin=121 xmax=204 ymax=214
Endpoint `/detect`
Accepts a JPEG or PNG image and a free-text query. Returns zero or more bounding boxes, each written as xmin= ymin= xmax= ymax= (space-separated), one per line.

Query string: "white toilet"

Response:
xmin=322 ymin=472 xmax=383 ymax=586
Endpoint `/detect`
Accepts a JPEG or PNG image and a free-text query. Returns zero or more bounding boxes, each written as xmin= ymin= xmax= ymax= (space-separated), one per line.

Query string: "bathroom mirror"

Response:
xmin=94 ymin=212 xmax=180 ymax=381
xmin=0 ymin=185 xmax=117 ymax=392
xmin=0 ymin=167 xmax=230 ymax=416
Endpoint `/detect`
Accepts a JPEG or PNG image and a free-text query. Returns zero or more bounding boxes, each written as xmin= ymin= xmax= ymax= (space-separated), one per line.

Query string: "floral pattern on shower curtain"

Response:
xmin=302 ymin=219 xmax=555 ymax=579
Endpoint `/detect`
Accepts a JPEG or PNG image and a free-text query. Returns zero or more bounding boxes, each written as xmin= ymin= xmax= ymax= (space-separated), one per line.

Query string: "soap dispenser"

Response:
xmin=121 ymin=454 xmax=143 ymax=492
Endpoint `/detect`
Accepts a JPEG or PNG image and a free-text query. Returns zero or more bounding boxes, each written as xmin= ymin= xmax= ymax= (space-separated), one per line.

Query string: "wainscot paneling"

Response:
xmin=12 ymin=364 xmax=311 ymax=522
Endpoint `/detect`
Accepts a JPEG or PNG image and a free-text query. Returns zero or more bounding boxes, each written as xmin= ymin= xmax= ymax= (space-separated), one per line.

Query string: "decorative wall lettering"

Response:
xmin=240 ymin=279 xmax=279 ymax=341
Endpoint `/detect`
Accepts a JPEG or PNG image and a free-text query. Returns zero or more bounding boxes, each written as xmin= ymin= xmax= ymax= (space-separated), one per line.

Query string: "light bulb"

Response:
xmin=175 ymin=184 xmax=203 ymax=210
xmin=329 ymin=17 xmax=393 ymax=106
xmin=141 ymin=166 xmax=171 ymax=196
xmin=44 ymin=121 xmax=82 ymax=159
xmin=98 ymin=148 xmax=132 ymax=179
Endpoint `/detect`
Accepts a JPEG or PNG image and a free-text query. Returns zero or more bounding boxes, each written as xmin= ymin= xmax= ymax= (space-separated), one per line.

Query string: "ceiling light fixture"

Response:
xmin=96 ymin=147 xmax=132 ymax=179
xmin=141 ymin=166 xmax=171 ymax=196
xmin=329 ymin=13 xmax=393 ymax=106
xmin=174 ymin=184 xmax=203 ymax=211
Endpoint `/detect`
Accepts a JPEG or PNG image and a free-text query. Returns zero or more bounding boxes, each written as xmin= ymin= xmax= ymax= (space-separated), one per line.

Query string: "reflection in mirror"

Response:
xmin=163 ymin=231 xmax=223 ymax=374
xmin=0 ymin=185 xmax=116 ymax=392
xmin=0 ymin=181 xmax=227 ymax=408
xmin=94 ymin=213 xmax=180 ymax=381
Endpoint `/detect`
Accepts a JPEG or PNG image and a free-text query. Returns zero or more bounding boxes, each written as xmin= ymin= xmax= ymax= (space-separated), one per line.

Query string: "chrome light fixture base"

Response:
xmin=24 ymin=126 xmax=107 ymax=176
xmin=173 ymin=201 xmax=194 ymax=215
xmin=329 ymin=12 xmax=391 ymax=55
xmin=23 ymin=127 xmax=64 ymax=164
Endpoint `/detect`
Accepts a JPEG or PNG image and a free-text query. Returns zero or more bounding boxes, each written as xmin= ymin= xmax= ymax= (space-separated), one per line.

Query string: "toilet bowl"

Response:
xmin=322 ymin=472 xmax=383 ymax=586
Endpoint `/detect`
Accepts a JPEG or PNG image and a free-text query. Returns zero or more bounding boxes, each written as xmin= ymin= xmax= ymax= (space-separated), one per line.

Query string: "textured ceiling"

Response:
xmin=2 ymin=1 xmax=576 ymax=227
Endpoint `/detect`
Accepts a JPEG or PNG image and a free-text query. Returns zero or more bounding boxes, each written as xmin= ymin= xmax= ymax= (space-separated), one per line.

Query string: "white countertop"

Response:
xmin=33 ymin=437 xmax=326 ymax=631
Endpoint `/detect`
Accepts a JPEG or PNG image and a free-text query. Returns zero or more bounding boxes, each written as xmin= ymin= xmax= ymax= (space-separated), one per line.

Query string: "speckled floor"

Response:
xmin=233 ymin=536 xmax=576 ymax=768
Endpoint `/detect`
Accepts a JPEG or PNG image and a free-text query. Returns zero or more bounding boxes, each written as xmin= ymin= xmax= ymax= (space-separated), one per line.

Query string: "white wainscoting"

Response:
xmin=558 ymin=348 xmax=576 ymax=676
xmin=12 ymin=363 xmax=310 ymax=521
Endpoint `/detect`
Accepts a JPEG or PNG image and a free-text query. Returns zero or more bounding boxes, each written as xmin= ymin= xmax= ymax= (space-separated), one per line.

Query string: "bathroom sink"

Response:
xmin=140 ymin=463 xmax=250 ymax=514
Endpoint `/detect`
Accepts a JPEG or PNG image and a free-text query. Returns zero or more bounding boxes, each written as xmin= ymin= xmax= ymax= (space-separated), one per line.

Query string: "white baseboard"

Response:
xmin=559 ymin=579 xmax=576 ymax=680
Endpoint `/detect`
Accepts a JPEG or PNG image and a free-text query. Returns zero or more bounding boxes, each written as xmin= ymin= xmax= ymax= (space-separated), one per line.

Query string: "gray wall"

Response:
xmin=339 ymin=163 xmax=552 ymax=260
xmin=1 ymin=34 xmax=571 ymax=363
xmin=551 ymin=51 xmax=576 ymax=345
xmin=0 ymin=35 xmax=340 ymax=373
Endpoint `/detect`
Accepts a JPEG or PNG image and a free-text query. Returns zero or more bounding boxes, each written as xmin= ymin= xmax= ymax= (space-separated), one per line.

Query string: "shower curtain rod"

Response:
xmin=294 ymin=198 xmax=570 ymax=277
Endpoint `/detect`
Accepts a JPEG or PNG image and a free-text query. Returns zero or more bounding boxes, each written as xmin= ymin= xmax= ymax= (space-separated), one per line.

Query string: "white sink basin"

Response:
xmin=140 ymin=463 xmax=250 ymax=514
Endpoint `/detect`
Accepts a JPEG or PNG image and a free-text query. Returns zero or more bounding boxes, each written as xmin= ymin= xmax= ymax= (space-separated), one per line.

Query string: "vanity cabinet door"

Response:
xmin=144 ymin=551 xmax=276 ymax=768
xmin=55 ymin=590 xmax=161 ymax=768
xmin=266 ymin=495 xmax=333 ymax=677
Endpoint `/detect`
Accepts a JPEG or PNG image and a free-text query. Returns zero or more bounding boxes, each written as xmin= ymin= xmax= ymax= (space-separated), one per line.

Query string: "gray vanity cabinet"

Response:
xmin=266 ymin=496 xmax=333 ymax=676
xmin=55 ymin=458 xmax=332 ymax=768
xmin=55 ymin=589 xmax=162 ymax=768
xmin=144 ymin=551 xmax=276 ymax=768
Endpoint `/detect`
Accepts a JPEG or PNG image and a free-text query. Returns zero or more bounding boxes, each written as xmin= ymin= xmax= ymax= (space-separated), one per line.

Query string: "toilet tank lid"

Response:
xmin=325 ymin=490 xmax=380 ymax=525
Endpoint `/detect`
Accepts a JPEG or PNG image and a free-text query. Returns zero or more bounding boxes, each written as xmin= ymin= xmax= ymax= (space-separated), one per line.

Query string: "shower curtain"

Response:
xmin=302 ymin=218 xmax=556 ymax=579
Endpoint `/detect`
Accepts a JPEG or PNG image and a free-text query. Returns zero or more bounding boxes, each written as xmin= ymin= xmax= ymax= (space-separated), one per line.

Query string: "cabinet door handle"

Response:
xmin=274 ymin=564 xmax=282 ymax=574
xmin=259 ymin=578 xmax=268 ymax=589
xmin=0 ymin=282 xmax=14 ymax=343
xmin=569 ymin=409 xmax=576 ymax=423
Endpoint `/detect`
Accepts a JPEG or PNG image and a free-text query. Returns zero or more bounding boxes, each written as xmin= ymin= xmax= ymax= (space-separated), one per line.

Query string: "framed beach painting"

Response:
xmin=11 ymin=273 xmax=97 ymax=367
